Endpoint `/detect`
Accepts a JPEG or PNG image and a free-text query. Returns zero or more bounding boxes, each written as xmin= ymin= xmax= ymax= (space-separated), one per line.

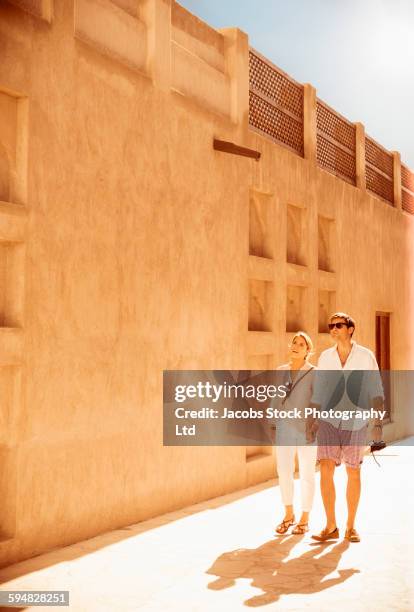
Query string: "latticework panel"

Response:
xmin=401 ymin=164 xmax=414 ymax=214
xmin=401 ymin=164 xmax=414 ymax=192
xmin=365 ymin=136 xmax=393 ymax=204
xmin=402 ymin=188 xmax=414 ymax=214
xmin=316 ymin=102 xmax=355 ymax=152
xmin=249 ymin=49 xmax=303 ymax=156
xmin=249 ymin=50 xmax=303 ymax=119
xmin=249 ymin=91 xmax=304 ymax=155
xmin=316 ymin=134 xmax=355 ymax=184
xmin=365 ymin=137 xmax=393 ymax=177
xmin=316 ymin=100 xmax=356 ymax=184
xmin=366 ymin=165 xmax=393 ymax=204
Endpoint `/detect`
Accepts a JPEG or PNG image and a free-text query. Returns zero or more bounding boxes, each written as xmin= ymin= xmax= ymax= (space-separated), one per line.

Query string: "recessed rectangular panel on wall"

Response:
xmin=287 ymin=204 xmax=307 ymax=266
xmin=74 ymin=0 xmax=147 ymax=73
xmin=111 ymin=0 xmax=139 ymax=17
xmin=318 ymin=290 xmax=336 ymax=333
xmin=172 ymin=2 xmax=225 ymax=73
xmin=0 ymin=366 xmax=20 ymax=539
xmin=246 ymin=446 xmax=264 ymax=458
xmin=0 ymin=242 xmax=25 ymax=328
xmin=249 ymin=191 xmax=274 ymax=259
xmin=5 ymin=0 xmax=53 ymax=22
xmin=0 ymin=91 xmax=28 ymax=206
xmin=171 ymin=42 xmax=230 ymax=117
xmin=286 ymin=285 xmax=306 ymax=332
xmin=318 ymin=215 xmax=335 ymax=272
xmin=248 ymin=280 xmax=273 ymax=332
xmin=0 ymin=92 xmax=17 ymax=204
xmin=0 ymin=443 xmax=17 ymax=539
xmin=0 ymin=366 xmax=21 ymax=444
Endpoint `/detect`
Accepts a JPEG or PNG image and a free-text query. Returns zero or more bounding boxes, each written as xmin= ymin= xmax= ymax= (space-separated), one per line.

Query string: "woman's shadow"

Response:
xmin=206 ymin=534 xmax=359 ymax=607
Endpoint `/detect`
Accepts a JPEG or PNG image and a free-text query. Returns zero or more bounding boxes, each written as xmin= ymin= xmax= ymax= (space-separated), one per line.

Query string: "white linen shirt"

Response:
xmin=317 ymin=341 xmax=379 ymax=371
xmin=312 ymin=341 xmax=384 ymax=430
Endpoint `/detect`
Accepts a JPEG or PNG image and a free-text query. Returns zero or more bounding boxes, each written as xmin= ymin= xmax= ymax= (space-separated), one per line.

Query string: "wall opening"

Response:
xmin=0 ymin=242 xmax=25 ymax=328
xmin=318 ymin=290 xmax=336 ymax=333
xmin=376 ymin=312 xmax=391 ymax=421
xmin=318 ymin=215 xmax=335 ymax=272
xmin=286 ymin=285 xmax=306 ymax=332
xmin=287 ymin=204 xmax=307 ymax=266
xmin=248 ymin=279 xmax=273 ymax=332
xmin=249 ymin=191 xmax=274 ymax=259
xmin=0 ymin=90 xmax=28 ymax=205
xmin=246 ymin=445 xmax=272 ymax=460
xmin=0 ymin=366 xmax=20 ymax=540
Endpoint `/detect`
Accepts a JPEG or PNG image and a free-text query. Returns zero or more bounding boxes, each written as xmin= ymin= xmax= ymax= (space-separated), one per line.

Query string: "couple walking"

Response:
xmin=274 ymin=312 xmax=384 ymax=543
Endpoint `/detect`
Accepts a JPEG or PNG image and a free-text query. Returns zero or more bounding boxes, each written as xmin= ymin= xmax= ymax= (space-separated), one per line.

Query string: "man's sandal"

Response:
xmin=292 ymin=522 xmax=309 ymax=534
xmin=275 ymin=517 xmax=295 ymax=534
xmin=344 ymin=528 xmax=360 ymax=542
xmin=311 ymin=527 xmax=339 ymax=541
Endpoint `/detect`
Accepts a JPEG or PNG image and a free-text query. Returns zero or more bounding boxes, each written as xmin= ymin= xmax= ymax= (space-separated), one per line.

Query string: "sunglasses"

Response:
xmin=328 ymin=322 xmax=349 ymax=330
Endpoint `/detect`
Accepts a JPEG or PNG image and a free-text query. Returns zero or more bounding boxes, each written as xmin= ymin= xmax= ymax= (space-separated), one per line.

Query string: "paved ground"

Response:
xmin=0 ymin=440 xmax=413 ymax=611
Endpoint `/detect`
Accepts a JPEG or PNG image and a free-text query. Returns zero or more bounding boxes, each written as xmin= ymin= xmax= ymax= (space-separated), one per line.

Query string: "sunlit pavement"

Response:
xmin=1 ymin=440 xmax=413 ymax=611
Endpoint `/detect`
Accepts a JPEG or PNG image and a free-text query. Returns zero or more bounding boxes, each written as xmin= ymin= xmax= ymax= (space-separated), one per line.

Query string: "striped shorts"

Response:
xmin=316 ymin=421 xmax=368 ymax=469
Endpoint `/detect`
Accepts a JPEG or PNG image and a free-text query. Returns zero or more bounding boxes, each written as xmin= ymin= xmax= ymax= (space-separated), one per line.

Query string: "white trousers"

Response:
xmin=275 ymin=438 xmax=317 ymax=512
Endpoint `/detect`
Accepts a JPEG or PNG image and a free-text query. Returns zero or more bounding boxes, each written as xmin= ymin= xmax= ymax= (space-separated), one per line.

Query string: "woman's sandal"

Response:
xmin=292 ymin=522 xmax=309 ymax=534
xmin=275 ymin=517 xmax=295 ymax=534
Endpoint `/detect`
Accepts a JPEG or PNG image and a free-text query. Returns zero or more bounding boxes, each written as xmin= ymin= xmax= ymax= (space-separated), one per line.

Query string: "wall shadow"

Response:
xmin=0 ymin=481 xmax=277 ymax=582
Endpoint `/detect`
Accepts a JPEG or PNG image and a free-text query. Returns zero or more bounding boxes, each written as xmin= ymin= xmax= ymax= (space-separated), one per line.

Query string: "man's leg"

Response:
xmin=342 ymin=431 xmax=365 ymax=541
xmin=312 ymin=422 xmax=340 ymax=540
xmin=320 ymin=459 xmax=337 ymax=531
xmin=345 ymin=466 xmax=361 ymax=530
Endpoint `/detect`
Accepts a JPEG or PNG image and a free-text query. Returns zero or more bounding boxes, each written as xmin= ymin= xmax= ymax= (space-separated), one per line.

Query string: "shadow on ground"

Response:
xmin=207 ymin=534 xmax=358 ymax=607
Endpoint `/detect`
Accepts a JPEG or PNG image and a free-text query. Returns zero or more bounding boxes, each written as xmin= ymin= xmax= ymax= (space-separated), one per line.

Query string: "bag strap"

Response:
xmin=282 ymin=365 xmax=315 ymax=405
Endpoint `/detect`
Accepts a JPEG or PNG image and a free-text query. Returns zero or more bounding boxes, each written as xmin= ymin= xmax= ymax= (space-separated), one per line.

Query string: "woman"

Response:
xmin=275 ymin=332 xmax=317 ymax=535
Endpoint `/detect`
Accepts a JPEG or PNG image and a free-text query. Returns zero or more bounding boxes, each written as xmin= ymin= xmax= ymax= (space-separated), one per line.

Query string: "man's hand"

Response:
xmin=371 ymin=423 xmax=383 ymax=443
xmin=371 ymin=396 xmax=384 ymax=442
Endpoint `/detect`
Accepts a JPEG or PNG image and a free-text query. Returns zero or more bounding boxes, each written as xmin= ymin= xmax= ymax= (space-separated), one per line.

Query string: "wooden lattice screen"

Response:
xmin=247 ymin=48 xmax=413 ymax=215
xmin=316 ymin=100 xmax=356 ymax=184
xmin=401 ymin=164 xmax=414 ymax=214
xmin=365 ymin=137 xmax=394 ymax=205
xmin=249 ymin=49 xmax=304 ymax=156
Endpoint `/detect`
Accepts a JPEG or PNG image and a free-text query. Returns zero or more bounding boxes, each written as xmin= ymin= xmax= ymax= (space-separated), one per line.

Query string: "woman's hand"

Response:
xmin=306 ymin=420 xmax=318 ymax=444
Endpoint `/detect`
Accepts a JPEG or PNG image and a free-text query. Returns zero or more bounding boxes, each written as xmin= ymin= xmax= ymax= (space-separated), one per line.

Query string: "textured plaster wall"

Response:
xmin=246 ymin=130 xmax=414 ymax=442
xmin=0 ymin=0 xmax=413 ymax=566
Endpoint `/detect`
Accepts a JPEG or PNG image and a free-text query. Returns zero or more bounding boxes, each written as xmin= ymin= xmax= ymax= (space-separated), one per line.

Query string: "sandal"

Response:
xmin=344 ymin=528 xmax=360 ymax=542
xmin=311 ymin=527 xmax=339 ymax=541
xmin=275 ymin=517 xmax=295 ymax=534
xmin=292 ymin=522 xmax=309 ymax=534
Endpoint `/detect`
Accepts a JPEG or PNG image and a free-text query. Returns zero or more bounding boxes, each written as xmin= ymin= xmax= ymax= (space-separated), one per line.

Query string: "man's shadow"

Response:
xmin=206 ymin=534 xmax=359 ymax=607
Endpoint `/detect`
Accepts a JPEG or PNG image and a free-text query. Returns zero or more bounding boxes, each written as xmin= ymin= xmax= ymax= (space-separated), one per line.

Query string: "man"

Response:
xmin=308 ymin=312 xmax=384 ymax=543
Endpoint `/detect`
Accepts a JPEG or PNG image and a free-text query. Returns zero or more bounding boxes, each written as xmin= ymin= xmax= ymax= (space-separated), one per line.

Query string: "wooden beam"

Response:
xmin=213 ymin=139 xmax=261 ymax=161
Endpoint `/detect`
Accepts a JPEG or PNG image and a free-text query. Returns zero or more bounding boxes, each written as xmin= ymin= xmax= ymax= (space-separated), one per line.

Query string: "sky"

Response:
xmin=178 ymin=0 xmax=414 ymax=169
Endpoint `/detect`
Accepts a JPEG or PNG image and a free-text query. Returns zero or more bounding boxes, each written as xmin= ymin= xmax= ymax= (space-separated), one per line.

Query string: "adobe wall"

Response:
xmin=0 ymin=0 xmax=413 ymax=566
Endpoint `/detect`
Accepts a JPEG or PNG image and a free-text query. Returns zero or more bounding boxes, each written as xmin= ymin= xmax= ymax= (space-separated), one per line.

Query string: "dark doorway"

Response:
xmin=375 ymin=313 xmax=391 ymax=421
